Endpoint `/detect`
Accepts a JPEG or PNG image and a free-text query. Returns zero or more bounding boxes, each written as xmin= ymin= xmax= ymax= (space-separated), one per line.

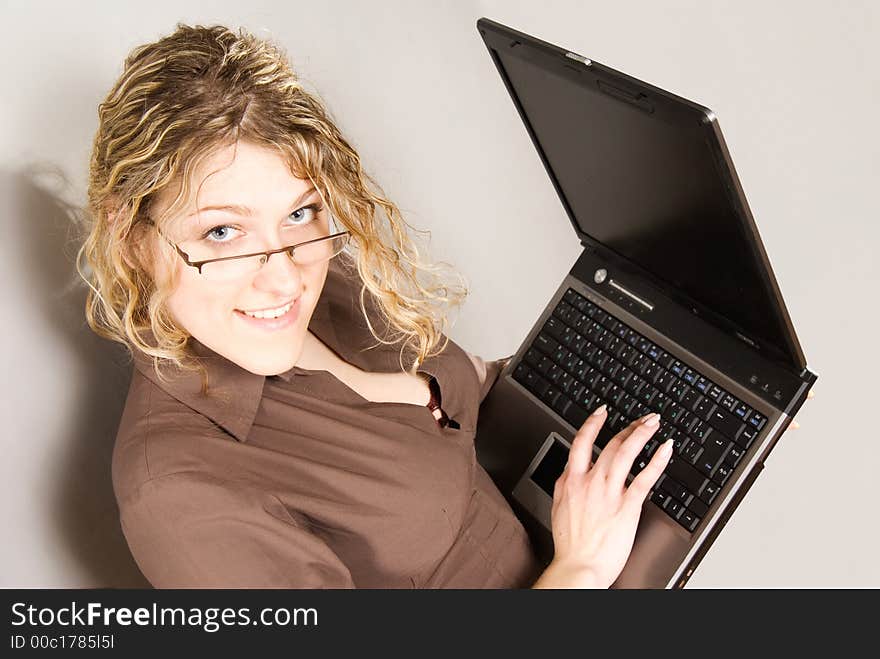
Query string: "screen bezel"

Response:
xmin=476 ymin=17 xmax=807 ymax=371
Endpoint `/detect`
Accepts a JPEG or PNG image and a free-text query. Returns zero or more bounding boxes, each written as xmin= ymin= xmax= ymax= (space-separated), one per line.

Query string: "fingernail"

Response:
xmin=592 ymin=404 xmax=607 ymax=416
xmin=660 ymin=439 xmax=673 ymax=455
xmin=642 ymin=412 xmax=659 ymax=426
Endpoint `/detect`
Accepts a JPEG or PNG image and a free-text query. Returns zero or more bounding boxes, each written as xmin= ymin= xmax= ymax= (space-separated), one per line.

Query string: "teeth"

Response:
xmin=241 ymin=301 xmax=292 ymax=319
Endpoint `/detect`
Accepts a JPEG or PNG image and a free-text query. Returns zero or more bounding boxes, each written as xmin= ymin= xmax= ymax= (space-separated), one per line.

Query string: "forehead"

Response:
xmin=157 ymin=140 xmax=312 ymax=225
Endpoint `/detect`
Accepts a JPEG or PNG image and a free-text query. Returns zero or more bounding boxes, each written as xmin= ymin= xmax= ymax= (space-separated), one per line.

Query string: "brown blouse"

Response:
xmin=112 ymin=255 xmax=542 ymax=588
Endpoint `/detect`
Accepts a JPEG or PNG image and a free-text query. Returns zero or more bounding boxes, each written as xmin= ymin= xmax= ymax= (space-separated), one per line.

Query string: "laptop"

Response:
xmin=473 ymin=18 xmax=818 ymax=588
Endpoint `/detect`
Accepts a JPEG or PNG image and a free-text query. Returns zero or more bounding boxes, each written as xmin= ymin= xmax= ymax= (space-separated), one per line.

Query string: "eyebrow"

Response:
xmin=186 ymin=186 xmax=318 ymax=219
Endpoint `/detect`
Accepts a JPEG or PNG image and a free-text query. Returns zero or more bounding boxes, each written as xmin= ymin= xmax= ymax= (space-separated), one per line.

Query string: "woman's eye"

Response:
xmin=289 ymin=203 xmax=321 ymax=224
xmin=203 ymin=225 xmax=237 ymax=243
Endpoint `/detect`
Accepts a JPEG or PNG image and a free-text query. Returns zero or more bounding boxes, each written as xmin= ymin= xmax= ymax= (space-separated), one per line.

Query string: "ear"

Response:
xmin=107 ymin=207 xmax=156 ymax=277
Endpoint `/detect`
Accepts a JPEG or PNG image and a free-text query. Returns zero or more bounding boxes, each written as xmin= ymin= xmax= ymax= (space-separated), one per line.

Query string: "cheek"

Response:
xmin=165 ymin=273 xmax=239 ymax=331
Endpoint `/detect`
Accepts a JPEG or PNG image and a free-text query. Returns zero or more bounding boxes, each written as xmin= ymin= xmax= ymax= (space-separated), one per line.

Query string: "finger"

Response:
xmin=808 ymin=389 xmax=815 ymax=400
xmin=606 ymin=413 xmax=661 ymax=489
xmin=624 ymin=438 xmax=674 ymax=512
xmin=788 ymin=419 xmax=800 ymax=430
xmin=566 ymin=404 xmax=607 ymax=475
xmin=592 ymin=414 xmax=647 ymax=475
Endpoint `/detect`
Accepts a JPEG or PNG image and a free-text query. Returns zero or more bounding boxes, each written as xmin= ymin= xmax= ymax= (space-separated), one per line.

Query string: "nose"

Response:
xmin=251 ymin=247 xmax=303 ymax=297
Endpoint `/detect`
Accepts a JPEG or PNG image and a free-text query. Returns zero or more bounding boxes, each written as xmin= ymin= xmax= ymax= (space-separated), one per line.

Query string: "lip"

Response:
xmin=234 ymin=297 xmax=301 ymax=331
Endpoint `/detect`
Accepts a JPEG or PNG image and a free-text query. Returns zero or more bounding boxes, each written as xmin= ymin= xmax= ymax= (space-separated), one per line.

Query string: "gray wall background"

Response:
xmin=1 ymin=0 xmax=875 ymax=587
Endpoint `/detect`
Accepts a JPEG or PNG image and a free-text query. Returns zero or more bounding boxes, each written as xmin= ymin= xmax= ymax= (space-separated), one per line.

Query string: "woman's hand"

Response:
xmin=532 ymin=405 xmax=672 ymax=589
xmin=786 ymin=388 xmax=815 ymax=431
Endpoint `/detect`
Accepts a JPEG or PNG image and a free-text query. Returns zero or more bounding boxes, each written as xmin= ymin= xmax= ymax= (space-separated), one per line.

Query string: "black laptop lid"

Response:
xmin=477 ymin=18 xmax=806 ymax=371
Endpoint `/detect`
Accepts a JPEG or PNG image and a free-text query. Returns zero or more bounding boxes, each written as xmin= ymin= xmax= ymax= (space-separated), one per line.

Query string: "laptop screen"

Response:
xmin=492 ymin=47 xmax=801 ymax=368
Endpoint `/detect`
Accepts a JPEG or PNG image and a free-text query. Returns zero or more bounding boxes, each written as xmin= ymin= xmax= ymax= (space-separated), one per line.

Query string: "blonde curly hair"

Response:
xmin=76 ymin=23 xmax=468 ymax=395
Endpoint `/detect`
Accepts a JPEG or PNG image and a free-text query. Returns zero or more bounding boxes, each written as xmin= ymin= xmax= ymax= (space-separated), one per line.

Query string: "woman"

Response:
xmin=77 ymin=23 xmax=677 ymax=588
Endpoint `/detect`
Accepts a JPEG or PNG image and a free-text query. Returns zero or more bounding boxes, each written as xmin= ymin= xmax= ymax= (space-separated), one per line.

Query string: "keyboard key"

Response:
xmin=666 ymin=456 xmax=709 ymax=493
xmin=607 ymin=410 xmax=623 ymax=432
xmin=654 ymin=393 xmax=673 ymax=414
xmin=544 ymin=317 xmax=565 ymax=340
xmin=637 ymin=385 xmax=658 ymax=405
xmin=668 ymin=403 xmax=686 ymax=424
xmin=725 ymin=445 xmax=745 ymax=467
xmin=657 ymin=351 xmax=676 ymax=370
xmin=563 ymin=402 xmax=590 ymax=429
xmin=553 ymin=388 xmax=572 ymax=410
xmin=688 ymin=497 xmax=709 ymax=518
xmin=707 ymin=384 xmax=725 ymax=402
xmin=672 ymin=431 xmax=688 ymax=455
xmin=646 ymin=343 xmax=662 ymax=361
xmin=670 ymin=360 xmax=686 ymax=377
xmin=679 ymin=411 xmax=699 ymax=434
xmin=654 ymin=372 xmax=675 ymax=393
xmin=612 ymin=367 xmax=633 ymax=388
xmin=681 ymin=368 xmax=698 ymax=385
xmin=683 ymin=441 xmax=702 ymax=463
xmin=660 ymin=477 xmax=690 ymax=502
xmin=623 ymin=374 xmax=645 ymax=396
xmin=541 ymin=386 xmax=562 ymax=409
xmin=691 ymin=421 xmax=713 ymax=443
xmin=732 ymin=402 xmax=751 ymax=420
xmin=737 ymin=426 xmax=758 ymax=449
xmin=679 ymin=509 xmax=700 ymax=532
xmin=536 ymin=356 xmax=553 ymax=376
xmin=670 ymin=381 xmax=689 ymax=403
xmin=610 ymin=387 xmax=627 ymax=408
xmin=666 ymin=498 xmax=685 ymax=519
xmin=559 ymin=373 xmax=575 ymax=394
xmin=694 ymin=376 xmax=710 ymax=394
xmin=524 ymin=347 xmax=543 ymax=368
xmin=713 ymin=463 xmax=733 ymax=487
xmin=631 ymin=354 xmax=651 ymax=375
xmin=695 ymin=440 xmax=727 ymax=477
xmin=708 ymin=407 xmax=746 ymax=441
xmin=651 ymin=489 xmax=671 ymax=509
xmin=533 ymin=333 xmax=558 ymax=355
xmin=694 ymin=397 xmax=716 ymax=421
xmin=699 ymin=480 xmax=720 ymax=505
xmin=621 ymin=395 xmax=640 ymax=416
xmin=748 ymin=413 xmax=767 ymax=431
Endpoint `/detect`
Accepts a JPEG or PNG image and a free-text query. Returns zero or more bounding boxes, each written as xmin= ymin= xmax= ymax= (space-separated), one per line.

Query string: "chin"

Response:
xmin=240 ymin=348 xmax=300 ymax=377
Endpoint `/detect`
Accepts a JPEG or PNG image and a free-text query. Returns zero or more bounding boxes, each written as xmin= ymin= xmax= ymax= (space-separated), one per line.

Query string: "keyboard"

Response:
xmin=512 ymin=288 xmax=768 ymax=533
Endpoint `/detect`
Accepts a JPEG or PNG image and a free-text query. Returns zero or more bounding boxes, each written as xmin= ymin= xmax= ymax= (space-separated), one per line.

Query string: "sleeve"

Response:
xmin=118 ymin=471 xmax=356 ymax=588
xmin=466 ymin=352 xmax=515 ymax=404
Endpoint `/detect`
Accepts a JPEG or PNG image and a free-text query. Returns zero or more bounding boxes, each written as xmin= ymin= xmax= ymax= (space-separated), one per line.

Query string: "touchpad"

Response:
xmin=529 ymin=437 xmax=570 ymax=496
xmin=512 ymin=432 xmax=571 ymax=530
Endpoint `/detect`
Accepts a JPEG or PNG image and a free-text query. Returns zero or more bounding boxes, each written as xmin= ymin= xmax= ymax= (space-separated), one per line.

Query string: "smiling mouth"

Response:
xmin=236 ymin=298 xmax=297 ymax=319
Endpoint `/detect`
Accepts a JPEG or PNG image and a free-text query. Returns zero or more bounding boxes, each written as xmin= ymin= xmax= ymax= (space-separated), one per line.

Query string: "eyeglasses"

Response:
xmin=150 ymin=218 xmax=351 ymax=283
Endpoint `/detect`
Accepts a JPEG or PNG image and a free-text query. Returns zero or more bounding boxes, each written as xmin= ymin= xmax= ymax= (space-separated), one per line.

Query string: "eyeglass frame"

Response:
xmin=145 ymin=219 xmax=351 ymax=275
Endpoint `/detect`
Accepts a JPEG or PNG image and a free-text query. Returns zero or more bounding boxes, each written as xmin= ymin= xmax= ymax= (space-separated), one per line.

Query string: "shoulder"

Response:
xmin=112 ymin=368 xmax=236 ymax=505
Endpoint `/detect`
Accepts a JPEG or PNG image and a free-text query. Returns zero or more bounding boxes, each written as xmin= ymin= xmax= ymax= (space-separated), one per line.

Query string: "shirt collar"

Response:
xmin=130 ymin=257 xmax=444 ymax=443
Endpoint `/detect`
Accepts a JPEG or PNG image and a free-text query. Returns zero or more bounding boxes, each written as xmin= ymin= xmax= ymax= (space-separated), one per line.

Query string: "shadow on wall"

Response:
xmin=14 ymin=165 xmax=150 ymax=587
